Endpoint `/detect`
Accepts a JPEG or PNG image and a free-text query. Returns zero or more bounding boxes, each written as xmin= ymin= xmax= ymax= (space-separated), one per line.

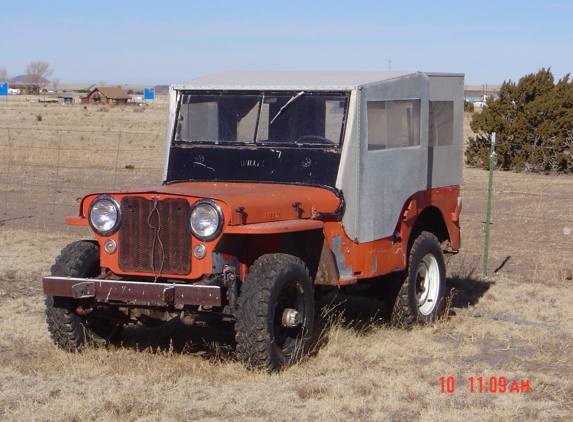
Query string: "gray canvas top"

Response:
xmin=166 ymin=70 xmax=465 ymax=245
xmin=173 ymin=70 xmax=421 ymax=91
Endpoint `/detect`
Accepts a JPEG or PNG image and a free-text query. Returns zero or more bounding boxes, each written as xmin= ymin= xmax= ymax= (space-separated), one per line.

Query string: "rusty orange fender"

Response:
xmin=324 ymin=186 xmax=462 ymax=286
xmin=65 ymin=216 xmax=88 ymax=226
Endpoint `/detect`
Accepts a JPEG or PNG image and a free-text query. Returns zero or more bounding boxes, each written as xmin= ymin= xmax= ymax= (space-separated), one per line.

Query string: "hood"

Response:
xmin=90 ymin=182 xmax=342 ymax=226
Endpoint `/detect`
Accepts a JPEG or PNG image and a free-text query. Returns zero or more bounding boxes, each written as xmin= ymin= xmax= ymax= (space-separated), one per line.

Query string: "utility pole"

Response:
xmin=388 ymin=59 xmax=392 ymax=71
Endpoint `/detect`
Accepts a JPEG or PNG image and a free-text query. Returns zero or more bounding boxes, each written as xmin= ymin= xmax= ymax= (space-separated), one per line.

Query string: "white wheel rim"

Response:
xmin=417 ymin=253 xmax=440 ymax=315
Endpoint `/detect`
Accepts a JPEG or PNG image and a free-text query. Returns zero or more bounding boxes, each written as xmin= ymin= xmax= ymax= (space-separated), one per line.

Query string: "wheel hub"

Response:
xmin=416 ymin=262 xmax=430 ymax=304
xmin=281 ymin=308 xmax=301 ymax=328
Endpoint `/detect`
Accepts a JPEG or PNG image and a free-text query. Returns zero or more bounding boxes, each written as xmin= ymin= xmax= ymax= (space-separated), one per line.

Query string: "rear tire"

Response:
xmin=45 ymin=240 xmax=120 ymax=351
xmin=391 ymin=232 xmax=446 ymax=328
xmin=235 ymin=254 xmax=314 ymax=371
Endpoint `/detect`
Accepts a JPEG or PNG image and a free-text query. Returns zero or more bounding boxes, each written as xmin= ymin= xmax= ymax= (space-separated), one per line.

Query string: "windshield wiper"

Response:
xmin=269 ymin=91 xmax=305 ymax=125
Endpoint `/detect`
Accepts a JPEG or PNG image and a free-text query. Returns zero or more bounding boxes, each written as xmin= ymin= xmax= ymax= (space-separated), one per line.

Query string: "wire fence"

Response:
xmin=455 ymin=174 xmax=573 ymax=278
xmin=1 ymin=126 xmax=572 ymax=278
xmin=462 ymin=199 xmax=573 ymax=252
xmin=0 ymin=126 xmax=164 ymax=231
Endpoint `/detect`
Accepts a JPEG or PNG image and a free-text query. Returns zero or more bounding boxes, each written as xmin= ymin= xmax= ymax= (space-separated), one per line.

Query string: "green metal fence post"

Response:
xmin=483 ymin=132 xmax=496 ymax=276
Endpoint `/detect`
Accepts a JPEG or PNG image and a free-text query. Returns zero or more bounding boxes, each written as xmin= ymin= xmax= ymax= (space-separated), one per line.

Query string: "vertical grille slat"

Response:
xmin=119 ymin=197 xmax=191 ymax=275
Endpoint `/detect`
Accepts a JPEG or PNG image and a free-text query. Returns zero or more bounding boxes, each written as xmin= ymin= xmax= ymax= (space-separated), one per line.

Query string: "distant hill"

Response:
xmin=154 ymin=85 xmax=169 ymax=95
xmin=12 ymin=74 xmax=50 ymax=84
xmin=11 ymin=75 xmax=27 ymax=83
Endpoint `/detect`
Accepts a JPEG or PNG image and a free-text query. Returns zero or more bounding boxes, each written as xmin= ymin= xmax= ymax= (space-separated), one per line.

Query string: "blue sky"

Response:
xmin=1 ymin=0 xmax=572 ymax=86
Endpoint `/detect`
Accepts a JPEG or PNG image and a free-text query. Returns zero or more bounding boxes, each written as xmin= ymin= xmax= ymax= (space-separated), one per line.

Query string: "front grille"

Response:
xmin=118 ymin=196 xmax=191 ymax=275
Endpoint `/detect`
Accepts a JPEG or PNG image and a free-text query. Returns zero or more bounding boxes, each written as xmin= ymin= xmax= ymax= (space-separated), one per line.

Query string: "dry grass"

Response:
xmin=1 ymin=253 xmax=572 ymax=421
xmin=0 ymin=100 xmax=572 ymax=421
xmin=0 ymin=99 xmax=165 ymax=231
xmin=1 ymin=171 xmax=573 ymax=421
xmin=0 ymin=98 xmax=166 ymax=172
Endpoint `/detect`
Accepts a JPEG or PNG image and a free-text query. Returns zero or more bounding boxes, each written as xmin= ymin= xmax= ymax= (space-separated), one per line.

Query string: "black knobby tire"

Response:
xmin=372 ymin=271 xmax=406 ymax=321
xmin=391 ymin=232 xmax=446 ymax=328
xmin=45 ymin=240 xmax=117 ymax=351
xmin=235 ymin=254 xmax=314 ymax=371
xmin=45 ymin=294 xmax=87 ymax=352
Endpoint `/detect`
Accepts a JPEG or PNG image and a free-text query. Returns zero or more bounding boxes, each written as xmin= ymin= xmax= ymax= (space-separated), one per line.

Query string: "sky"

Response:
xmin=1 ymin=0 xmax=572 ymax=86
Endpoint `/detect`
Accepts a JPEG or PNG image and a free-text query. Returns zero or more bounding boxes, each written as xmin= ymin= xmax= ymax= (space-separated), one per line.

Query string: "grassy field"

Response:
xmin=0 ymin=96 xmax=166 ymax=231
xmin=0 ymin=101 xmax=572 ymax=421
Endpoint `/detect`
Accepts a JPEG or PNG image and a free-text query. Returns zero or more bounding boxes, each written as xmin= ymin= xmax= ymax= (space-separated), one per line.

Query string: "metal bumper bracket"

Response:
xmin=72 ymin=281 xmax=95 ymax=299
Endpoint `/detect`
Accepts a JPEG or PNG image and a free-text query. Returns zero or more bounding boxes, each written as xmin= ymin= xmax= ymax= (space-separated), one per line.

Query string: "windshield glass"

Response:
xmin=174 ymin=91 xmax=349 ymax=147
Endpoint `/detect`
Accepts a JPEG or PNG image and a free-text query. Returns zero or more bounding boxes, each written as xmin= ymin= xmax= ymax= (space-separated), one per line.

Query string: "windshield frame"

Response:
xmin=172 ymin=90 xmax=350 ymax=149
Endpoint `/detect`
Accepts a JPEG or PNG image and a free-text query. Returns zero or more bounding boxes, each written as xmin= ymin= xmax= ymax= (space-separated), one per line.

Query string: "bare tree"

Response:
xmin=99 ymin=80 xmax=106 ymax=87
xmin=0 ymin=66 xmax=9 ymax=82
xmin=25 ymin=61 xmax=54 ymax=94
xmin=52 ymin=77 xmax=60 ymax=91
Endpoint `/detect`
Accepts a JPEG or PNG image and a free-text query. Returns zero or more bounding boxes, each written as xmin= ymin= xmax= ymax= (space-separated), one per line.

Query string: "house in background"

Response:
xmin=81 ymin=86 xmax=130 ymax=106
xmin=10 ymin=83 xmax=38 ymax=95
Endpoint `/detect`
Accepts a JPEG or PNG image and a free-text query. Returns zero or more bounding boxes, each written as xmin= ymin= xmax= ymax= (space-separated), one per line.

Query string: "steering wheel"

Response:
xmin=295 ymin=135 xmax=333 ymax=145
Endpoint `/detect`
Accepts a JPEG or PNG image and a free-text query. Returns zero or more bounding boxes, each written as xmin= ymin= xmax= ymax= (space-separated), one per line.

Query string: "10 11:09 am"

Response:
xmin=439 ymin=377 xmax=531 ymax=394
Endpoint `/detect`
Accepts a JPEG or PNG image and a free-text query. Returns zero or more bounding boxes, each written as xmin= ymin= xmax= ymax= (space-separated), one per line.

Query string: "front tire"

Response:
xmin=391 ymin=232 xmax=446 ymax=328
xmin=45 ymin=240 xmax=120 ymax=351
xmin=235 ymin=254 xmax=314 ymax=371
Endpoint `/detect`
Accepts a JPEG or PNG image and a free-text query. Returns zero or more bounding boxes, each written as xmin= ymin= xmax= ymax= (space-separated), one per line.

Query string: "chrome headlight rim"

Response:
xmin=88 ymin=194 xmax=122 ymax=236
xmin=189 ymin=199 xmax=224 ymax=242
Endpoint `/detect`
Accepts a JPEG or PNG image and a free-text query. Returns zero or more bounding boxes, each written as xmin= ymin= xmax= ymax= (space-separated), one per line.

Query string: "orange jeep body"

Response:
xmin=43 ymin=71 xmax=464 ymax=370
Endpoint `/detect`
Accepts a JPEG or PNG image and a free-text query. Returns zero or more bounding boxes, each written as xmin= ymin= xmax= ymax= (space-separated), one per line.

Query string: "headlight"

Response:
xmin=88 ymin=195 xmax=121 ymax=236
xmin=190 ymin=200 xmax=223 ymax=241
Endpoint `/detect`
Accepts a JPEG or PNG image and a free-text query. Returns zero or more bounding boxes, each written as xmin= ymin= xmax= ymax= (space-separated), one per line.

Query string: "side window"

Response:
xmin=429 ymin=101 xmax=454 ymax=146
xmin=367 ymin=101 xmax=387 ymax=150
xmin=325 ymin=100 xmax=345 ymax=143
xmin=367 ymin=100 xmax=420 ymax=151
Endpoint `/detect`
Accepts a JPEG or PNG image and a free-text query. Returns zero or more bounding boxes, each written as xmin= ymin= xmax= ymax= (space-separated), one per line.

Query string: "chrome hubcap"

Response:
xmin=416 ymin=254 xmax=440 ymax=316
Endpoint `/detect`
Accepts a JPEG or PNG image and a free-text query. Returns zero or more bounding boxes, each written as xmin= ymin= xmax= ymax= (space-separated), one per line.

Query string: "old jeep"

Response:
xmin=43 ymin=71 xmax=463 ymax=371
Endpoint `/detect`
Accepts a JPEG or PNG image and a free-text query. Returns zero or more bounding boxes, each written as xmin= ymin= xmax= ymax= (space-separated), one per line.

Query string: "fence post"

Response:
xmin=3 ymin=128 xmax=11 ymax=216
xmin=112 ymin=130 xmax=121 ymax=189
xmin=483 ymin=132 xmax=496 ymax=276
xmin=52 ymin=131 xmax=62 ymax=218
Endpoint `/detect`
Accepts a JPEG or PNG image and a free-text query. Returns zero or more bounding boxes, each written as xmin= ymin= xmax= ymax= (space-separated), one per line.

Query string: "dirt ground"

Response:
xmin=0 ymin=100 xmax=572 ymax=421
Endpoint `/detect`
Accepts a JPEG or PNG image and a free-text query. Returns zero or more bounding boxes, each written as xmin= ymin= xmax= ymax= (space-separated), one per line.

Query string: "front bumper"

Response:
xmin=43 ymin=276 xmax=222 ymax=307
